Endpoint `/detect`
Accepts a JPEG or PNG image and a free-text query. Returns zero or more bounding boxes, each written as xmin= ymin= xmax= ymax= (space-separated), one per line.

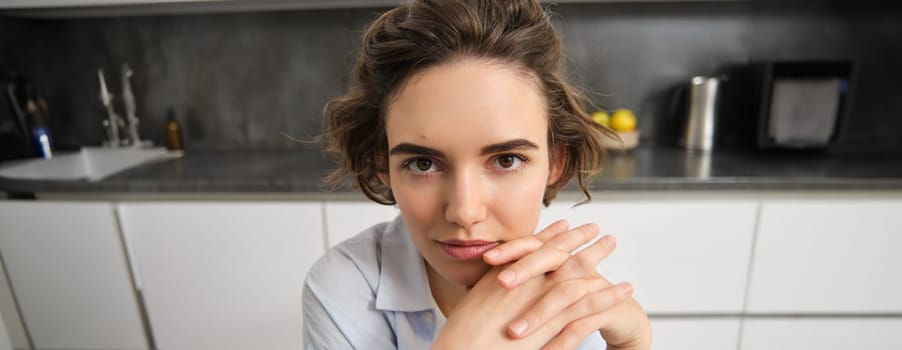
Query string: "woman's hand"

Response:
xmin=433 ymin=221 xmax=622 ymax=349
xmin=483 ymin=220 xmax=652 ymax=350
xmin=431 ymin=263 xmax=556 ymax=349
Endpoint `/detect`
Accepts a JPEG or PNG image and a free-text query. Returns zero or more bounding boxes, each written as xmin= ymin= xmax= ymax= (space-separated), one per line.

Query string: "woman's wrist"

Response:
xmin=603 ymin=303 xmax=653 ymax=350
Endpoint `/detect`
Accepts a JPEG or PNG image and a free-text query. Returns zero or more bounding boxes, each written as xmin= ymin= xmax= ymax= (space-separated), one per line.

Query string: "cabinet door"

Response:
xmin=0 ymin=311 xmax=13 ymax=350
xmin=0 ymin=257 xmax=28 ymax=350
xmin=118 ymin=202 xmax=324 ymax=350
xmin=0 ymin=201 xmax=148 ymax=349
xmin=540 ymin=200 xmax=758 ymax=313
xmin=740 ymin=318 xmax=902 ymax=350
xmin=746 ymin=200 xmax=902 ymax=313
xmin=324 ymin=201 xmax=399 ymax=248
xmin=651 ymin=318 xmax=740 ymax=350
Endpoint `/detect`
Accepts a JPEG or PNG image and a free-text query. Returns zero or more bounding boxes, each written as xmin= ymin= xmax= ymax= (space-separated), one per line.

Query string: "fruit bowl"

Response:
xmin=591 ymin=108 xmax=639 ymax=151
xmin=601 ymin=130 xmax=640 ymax=151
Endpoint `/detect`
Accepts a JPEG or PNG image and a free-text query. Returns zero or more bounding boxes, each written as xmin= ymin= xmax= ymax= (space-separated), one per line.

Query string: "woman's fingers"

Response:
xmin=496 ymin=246 xmax=571 ymax=287
xmin=508 ymin=279 xmax=633 ymax=339
xmin=534 ymin=219 xmax=570 ymax=242
xmin=483 ymin=220 xmax=569 ymax=266
xmin=546 ymin=223 xmax=601 ymax=253
xmin=555 ymin=234 xmax=617 ymax=280
xmin=482 ymin=236 xmax=544 ymax=265
xmin=542 ymin=297 xmax=650 ymax=350
xmin=540 ymin=312 xmax=607 ymax=350
xmin=494 ymin=224 xmax=601 ymax=287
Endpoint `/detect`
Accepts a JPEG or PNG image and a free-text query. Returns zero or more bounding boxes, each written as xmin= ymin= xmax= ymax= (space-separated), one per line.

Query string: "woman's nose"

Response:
xmin=444 ymin=169 xmax=488 ymax=230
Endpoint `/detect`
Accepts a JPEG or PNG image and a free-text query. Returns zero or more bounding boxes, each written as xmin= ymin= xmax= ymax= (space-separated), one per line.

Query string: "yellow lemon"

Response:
xmin=611 ymin=108 xmax=637 ymax=132
xmin=591 ymin=110 xmax=610 ymax=127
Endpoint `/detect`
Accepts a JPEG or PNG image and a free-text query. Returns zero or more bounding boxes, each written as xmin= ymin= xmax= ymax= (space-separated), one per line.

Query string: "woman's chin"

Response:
xmin=443 ymin=261 xmax=492 ymax=288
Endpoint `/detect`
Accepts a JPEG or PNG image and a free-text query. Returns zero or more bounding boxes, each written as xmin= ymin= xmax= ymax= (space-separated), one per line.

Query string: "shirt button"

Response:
xmin=422 ymin=312 xmax=434 ymax=323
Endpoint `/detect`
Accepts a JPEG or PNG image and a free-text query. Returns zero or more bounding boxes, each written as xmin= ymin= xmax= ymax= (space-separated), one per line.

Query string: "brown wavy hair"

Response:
xmin=323 ymin=0 xmax=616 ymax=206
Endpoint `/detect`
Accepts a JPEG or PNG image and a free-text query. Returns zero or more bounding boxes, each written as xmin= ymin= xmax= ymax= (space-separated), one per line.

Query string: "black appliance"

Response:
xmin=753 ymin=61 xmax=854 ymax=149
xmin=717 ymin=60 xmax=855 ymax=151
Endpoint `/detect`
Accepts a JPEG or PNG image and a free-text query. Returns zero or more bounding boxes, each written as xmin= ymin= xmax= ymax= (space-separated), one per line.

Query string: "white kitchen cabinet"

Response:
xmin=0 ymin=201 xmax=148 ymax=350
xmin=324 ymin=201 xmax=400 ymax=248
xmin=0 ymin=313 xmax=12 ymax=350
xmin=117 ymin=202 xmax=324 ymax=350
xmin=650 ymin=317 xmax=740 ymax=350
xmin=746 ymin=200 xmax=902 ymax=313
xmin=540 ymin=199 xmax=758 ymax=313
xmin=0 ymin=257 xmax=28 ymax=350
xmin=740 ymin=318 xmax=902 ymax=350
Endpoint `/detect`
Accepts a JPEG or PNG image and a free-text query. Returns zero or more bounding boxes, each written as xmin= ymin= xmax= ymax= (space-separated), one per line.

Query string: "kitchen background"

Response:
xmin=2 ymin=2 xmax=902 ymax=350
xmin=0 ymin=0 xmax=900 ymax=154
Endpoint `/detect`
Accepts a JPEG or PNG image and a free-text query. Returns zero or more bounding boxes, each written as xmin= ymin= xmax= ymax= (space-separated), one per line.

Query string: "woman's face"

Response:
xmin=381 ymin=58 xmax=560 ymax=287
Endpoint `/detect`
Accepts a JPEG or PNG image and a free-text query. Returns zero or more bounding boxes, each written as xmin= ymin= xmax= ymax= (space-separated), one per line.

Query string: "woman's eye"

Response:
xmin=406 ymin=158 xmax=438 ymax=173
xmin=493 ymin=154 xmax=523 ymax=171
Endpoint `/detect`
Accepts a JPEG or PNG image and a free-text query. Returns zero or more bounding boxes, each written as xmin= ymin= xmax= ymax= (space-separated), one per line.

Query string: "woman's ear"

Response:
xmin=375 ymin=153 xmax=392 ymax=187
xmin=547 ymin=146 xmax=566 ymax=185
xmin=377 ymin=171 xmax=391 ymax=188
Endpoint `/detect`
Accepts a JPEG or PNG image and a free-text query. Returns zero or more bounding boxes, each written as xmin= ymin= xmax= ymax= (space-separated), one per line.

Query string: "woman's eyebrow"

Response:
xmin=389 ymin=143 xmax=444 ymax=157
xmin=481 ymin=139 xmax=539 ymax=155
xmin=388 ymin=139 xmax=538 ymax=157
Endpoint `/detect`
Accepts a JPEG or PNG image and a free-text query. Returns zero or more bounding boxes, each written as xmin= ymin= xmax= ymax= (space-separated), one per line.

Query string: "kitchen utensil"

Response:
xmin=680 ymin=76 xmax=721 ymax=153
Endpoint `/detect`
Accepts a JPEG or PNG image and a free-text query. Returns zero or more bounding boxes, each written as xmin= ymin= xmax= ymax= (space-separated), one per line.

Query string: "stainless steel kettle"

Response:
xmin=672 ymin=76 xmax=722 ymax=153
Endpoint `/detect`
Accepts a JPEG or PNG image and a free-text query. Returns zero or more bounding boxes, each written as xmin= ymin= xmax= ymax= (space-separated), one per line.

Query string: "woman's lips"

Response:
xmin=437 ymin=240 xmax=500 ymax=261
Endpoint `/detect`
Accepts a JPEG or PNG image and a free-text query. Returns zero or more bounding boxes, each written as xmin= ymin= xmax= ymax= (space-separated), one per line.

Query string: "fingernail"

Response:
xmin=510 ymin=319 xmax=529 ymax=336
xmin=620 ymin=283 xmax=634 ymax=296
xmin=484 ymin=249 xmax=499 ymax=259
xmin=498 ymin=270 xmax=516 ymax=286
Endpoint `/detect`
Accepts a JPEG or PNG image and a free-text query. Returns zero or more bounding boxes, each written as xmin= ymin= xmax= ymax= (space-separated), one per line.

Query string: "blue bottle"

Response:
xmin=25 ymin=98 xmax=53 ymax=159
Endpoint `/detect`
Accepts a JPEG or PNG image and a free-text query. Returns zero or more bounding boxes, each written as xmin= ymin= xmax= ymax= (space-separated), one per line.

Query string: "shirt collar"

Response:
xmin=375 ymin=215 xmax=435 ymax=312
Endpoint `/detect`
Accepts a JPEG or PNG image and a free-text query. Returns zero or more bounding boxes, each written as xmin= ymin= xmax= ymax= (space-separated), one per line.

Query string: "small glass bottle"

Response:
xmin=26 ymin=96 xmax=53 ymax=159
xmin=164 ymin=108 xmax=184 ymax=151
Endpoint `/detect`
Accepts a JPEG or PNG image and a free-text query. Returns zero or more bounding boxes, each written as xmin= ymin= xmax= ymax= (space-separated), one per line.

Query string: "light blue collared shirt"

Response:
xmin=302 ymin=216 xmax=606 ymax=349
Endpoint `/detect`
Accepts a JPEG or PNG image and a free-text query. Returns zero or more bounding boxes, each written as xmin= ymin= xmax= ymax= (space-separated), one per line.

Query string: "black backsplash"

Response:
xmin=1 ymin=1 xmax=900 ymax=152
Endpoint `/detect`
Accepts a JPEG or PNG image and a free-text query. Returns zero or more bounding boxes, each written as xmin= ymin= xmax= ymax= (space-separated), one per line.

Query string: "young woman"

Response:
xmin=304 ymin=1 xmax=652 ymax=348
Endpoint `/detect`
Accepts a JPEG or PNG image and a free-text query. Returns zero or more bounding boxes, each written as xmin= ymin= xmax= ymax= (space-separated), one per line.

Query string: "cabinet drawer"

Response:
xmin=740 ymin=318 xmax=902 ymax=350
xmin=541 ymin=200 xmax=758 ymax=313
xmin=118 ymin=202 xmax=324 ymax=350
xmin=651 ymin=318 xmax=740 ymax=350
xmin=0 ymin=201 xmax=147 ymax=349
xmin=746 ymin=200 xmax=902 ymax=312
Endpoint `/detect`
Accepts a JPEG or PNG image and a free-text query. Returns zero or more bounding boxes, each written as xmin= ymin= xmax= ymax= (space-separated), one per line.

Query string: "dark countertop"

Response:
xmin=2 ymin=147 xmax=902 ymax=195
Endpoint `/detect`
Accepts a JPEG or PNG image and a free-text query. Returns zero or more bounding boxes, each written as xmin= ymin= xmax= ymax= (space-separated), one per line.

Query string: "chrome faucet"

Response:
xmin=98 ymin=69 xmax=122 ymax=147
xmin=98 ymin=64 xmax=145 ymax=148
xmin=121 ymin=63 xmax=143 ymax=147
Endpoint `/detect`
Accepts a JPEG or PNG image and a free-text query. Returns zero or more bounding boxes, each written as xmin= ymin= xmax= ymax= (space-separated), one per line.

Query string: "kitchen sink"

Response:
xmin=0 ymin=147 xmax=181 ymax=182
